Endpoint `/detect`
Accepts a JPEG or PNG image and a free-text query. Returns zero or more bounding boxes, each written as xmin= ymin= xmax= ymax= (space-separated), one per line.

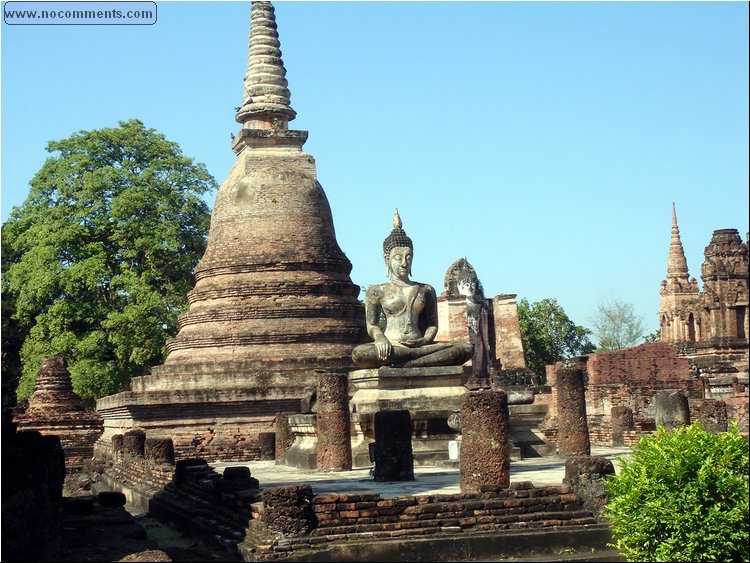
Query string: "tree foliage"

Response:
xmin=605 ymin=422 xmax=749 ymax=562
xmin=1 ymin=119 xmax=216 ymax=406
xmin=589 ymin=299 xmax=647 ymax=351
xmin=517 ymin=297 xmax=595 ymax=378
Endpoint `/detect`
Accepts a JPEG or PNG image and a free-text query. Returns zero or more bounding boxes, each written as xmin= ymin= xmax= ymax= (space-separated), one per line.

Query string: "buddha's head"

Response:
xmin=383 ymin=209 xmax=413 ymax=279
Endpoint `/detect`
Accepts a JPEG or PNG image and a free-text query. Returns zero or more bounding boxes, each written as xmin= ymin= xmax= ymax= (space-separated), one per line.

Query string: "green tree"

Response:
xmin=588 ymin=299 xmax=647 ymax=351
xmin=517 ymin=297 xmax=595 ymax=378
xmin=605 ymin=421 xmax=749 ymax=562
xmin=1 ymin=119 xmax=216 ymax=406
xmin=643 ymin=329 xmax=661 ymax=343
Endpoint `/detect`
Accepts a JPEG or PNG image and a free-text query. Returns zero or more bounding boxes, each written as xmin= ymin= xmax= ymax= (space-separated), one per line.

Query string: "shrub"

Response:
xmin=604 ymin=421 xmax=749 ymax=562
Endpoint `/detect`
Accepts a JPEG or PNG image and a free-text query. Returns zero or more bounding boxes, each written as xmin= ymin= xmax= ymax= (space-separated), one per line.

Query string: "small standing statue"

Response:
xmin=456 ymin=267 xmax=492 ymax=388
xmin=352 ymin=210 xmax=472 ymax=368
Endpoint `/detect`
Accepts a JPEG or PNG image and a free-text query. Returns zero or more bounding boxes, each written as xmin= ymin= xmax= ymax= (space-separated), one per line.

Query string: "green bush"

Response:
xmin=604 ymin=421 xmax=749 ymax=562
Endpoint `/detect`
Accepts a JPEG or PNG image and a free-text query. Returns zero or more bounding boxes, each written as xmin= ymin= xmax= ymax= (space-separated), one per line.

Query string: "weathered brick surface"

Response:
xmin=145 ymin=438 xmax=175 ymax=464
xmin=236 ymin=485 xmax=596 ymax=558
xmin=655 ymin=390 xmax=690 ymax=430
xmin=697 ymin=399 xmax=728 ymax=433
xmin=555 ymin=368 xmax=590 ymax=456
xmin=459 ymin=390 xmax=510 ymax=492
xmin=586 ymin=343 xmax=690 ymax=385
xmin=725 ymin=397 xmax=749 ymax=434
xmin=123 ymin=429 xmax=146 ymax=458
xmin=275 ymin=412 xmax=296 ymax=463
xmin=262 ymin=485 xmax=315 ymax=536
xmin=316 ymin=370 xmax=351 ymax=471
xmin=563 ymin=456 xmax=614 ymax=517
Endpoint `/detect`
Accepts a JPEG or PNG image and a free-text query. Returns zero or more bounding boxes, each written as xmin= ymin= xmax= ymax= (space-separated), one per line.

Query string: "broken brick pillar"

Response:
xmin=563 ymin=455 xmax=615 ymax=517
xmin=122 ymin=429 xmax=145 ymax=459
xmin=111 ymin=434 xmax=124 ymax=464
xmin=258 ymin=432 xmax=275 ymax=461
xmin=373 ymin=410 xmax=414 ymax=481
xmin=144 ymin=438 xmax=175 ymax=465
xmin=556 ymin=367 xmax=591 ymax=456
xmin=610 ymin=406 xmax=634 ymax=446
xmin=697 ymin=399 xmax=727 ymax=433
xmin=316 ymin=369 xmax=352 ymax=471
xmin=261 ymin=485 xmax=315 ymax=537
xmin=459 ymin=390 xmax=511 ymax=493
xmin=275 ymin=412 xmax=295 ymax=464
xmin=655 ymin=390 xmax=690 ymax=431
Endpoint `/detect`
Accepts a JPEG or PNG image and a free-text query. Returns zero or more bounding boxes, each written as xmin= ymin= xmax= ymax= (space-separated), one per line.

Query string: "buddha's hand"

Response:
xmin=400 ymin=337 xmax=427 ymax=348
xmin=374 ymin=335 xmax=393 ymax=361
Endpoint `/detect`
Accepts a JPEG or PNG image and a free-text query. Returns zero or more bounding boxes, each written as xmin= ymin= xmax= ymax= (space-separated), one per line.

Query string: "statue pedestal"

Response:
xmin=349 ymin=366 xmax=470 ymax=467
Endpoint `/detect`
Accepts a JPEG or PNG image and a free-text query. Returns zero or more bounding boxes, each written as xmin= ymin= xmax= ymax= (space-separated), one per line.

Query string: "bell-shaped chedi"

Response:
xmin=24 ymin=356 xmax=84 ymax=415
xmin=157 ymin=1 xmax=364 ymax=387
xmin=96 ymin=1 xmax=365 ymax=462
xmin=15 ymin=356 xmax=103 ymax=473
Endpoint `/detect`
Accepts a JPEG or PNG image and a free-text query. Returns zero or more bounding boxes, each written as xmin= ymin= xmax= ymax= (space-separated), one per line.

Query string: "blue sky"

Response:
xmin=2 ymin=1 xmax=748 ymax=342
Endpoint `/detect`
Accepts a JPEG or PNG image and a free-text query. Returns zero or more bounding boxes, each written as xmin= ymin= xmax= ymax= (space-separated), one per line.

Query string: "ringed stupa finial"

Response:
xmin=236 ymin=1 xmax=296 ymax=129
xmin=667 ymin=202 xmax=690 ymax=279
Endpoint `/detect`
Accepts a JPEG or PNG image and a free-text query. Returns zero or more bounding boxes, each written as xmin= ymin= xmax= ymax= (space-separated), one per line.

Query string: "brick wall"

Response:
xmin=14 ymin=412 xmax=103 ymax=473
xmin=246 ymin=484 xmax=597 ymax=558
xmin=544 ymin=344 xmax=711 ymax=446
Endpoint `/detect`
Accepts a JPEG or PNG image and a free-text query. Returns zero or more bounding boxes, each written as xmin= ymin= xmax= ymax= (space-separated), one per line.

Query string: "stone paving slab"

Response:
xmin=212 ymin=446 xmax=632 ymax=498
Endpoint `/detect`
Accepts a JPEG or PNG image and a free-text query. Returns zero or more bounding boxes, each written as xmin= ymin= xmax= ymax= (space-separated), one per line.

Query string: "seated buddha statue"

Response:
xmin=352 ymin=210 xmax=473 ymax=369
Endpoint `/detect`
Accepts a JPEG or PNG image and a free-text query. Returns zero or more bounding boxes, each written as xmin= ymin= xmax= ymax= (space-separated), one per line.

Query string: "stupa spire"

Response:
xmin=236 ymin=1 xmax=296 ymax=129
xmin=667 ymin=202 xmax=690 ymax=279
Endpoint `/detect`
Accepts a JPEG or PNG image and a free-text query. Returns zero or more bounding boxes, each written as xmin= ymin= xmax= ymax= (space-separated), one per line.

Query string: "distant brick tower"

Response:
xmin=659 ymin=203 xmax=700 ymax=343
xmin=659 ymin=204 xmax=749 ymax=380
xmin=96 ymin=1 xmax=366 ymax=462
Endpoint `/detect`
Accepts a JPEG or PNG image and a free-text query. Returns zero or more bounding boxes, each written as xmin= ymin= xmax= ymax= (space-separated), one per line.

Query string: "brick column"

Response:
xmin=563 ymin=456 xmax=615 ymax=517
xmin=556 ymin=367 xmax=591 ymax=456
xmin=258 ymin=432 xmax=276 ymax=461
xmin=144 ymin=438 xmax=175 ymax=465
xmin=373 ymin=410 xmax=414 ymax=481
xmin=111 ymin=434 xmax=124 ymax=464
xmin=262 ymin=485 xmax=315 ymax=536
xmin=655 ymin=390 xmax=690 ymax=431
xmin=123 ymin=429 xmax=146 ymax=459
xmin=698 ymin=399 xmax=727 ymax=433
xmin=316 ymin=369 xmax=352 ymax=471
xmin=610 ymin=406 xmax=634 ymax=446
xmin=274 ymin=412 xmax=295 ymax=463
xmin=459 ymin=390 xmax=511 ymax=492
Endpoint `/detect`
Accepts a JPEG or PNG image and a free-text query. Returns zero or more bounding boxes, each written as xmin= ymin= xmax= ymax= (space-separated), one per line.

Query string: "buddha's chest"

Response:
xmin=381 ymin=285 xmax=426 ymax=317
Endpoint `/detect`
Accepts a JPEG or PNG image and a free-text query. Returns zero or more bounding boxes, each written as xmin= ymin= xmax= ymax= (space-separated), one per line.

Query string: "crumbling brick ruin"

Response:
xmin=13 ymin=356 xmax=103 ymax=474
xmin=659 ymin=205 xmax=749 ymax=381
xmin=436 ymin=258 xmax=528 ymax=374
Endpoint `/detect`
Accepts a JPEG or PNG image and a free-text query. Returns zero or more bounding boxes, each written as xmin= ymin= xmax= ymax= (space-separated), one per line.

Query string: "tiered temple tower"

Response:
xmin=659 ymin=204 xmax=749 ymax=381
xmin=96 ymin=1 xmax=366 ymax=461
xmin=659 ymin=204 xmax=700 ymax=342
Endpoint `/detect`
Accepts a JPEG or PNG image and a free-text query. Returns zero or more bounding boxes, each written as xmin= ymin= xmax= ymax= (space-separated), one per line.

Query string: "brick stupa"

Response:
xmin=15 ymin=356 xmax=103 ymax=473
xmin=96 ymin=1 xmax=365 ymax=462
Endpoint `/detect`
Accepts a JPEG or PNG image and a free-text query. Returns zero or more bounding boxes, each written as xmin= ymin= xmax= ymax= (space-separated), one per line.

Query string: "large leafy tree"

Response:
xmin=588 ymin=298 xmax=647 ymax=351
xmin=517 ymin=297 xmax=595 ymax=378
xmin=2 ymin=119 xmax=216 ymax=406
